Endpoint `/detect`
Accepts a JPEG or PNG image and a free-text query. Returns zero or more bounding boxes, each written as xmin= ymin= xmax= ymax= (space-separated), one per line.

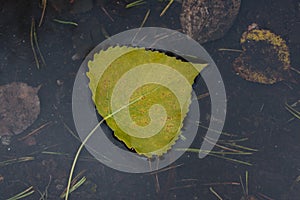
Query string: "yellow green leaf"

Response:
xmin=87 ymin=46 xmax=207 ymax=157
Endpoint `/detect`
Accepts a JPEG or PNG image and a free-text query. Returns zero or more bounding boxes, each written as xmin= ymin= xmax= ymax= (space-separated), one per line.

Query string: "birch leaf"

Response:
xmin=87 ymin=46 xmax=207 ymax=157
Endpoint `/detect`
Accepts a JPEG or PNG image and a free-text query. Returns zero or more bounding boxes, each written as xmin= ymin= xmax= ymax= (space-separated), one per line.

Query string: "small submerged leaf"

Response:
xmin=0 ymin=82 xmax=40 ymax=137
xmin=87 ymin=46 xmax=206 ymax=157
xmin=233 ymin=23 xmax=292 ymax=84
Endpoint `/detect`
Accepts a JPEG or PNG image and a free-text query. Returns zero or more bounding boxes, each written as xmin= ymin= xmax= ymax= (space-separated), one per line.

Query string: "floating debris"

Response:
xmin=233 ymin=23 xmax=293 ymax=84
xmin=180 ymin=0 xmax=241 ymax=43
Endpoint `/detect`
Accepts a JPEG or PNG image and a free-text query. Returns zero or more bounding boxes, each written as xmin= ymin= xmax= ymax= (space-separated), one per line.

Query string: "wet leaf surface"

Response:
xmin=87 ymin=46 xmax=206 ymax=157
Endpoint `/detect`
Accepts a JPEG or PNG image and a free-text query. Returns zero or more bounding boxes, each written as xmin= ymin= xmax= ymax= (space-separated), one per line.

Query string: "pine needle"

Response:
xmin=221 ymin=142 xmax=258 ymax=152
xmin=160 ymin=0 xmax=174 ymax=17
xmin=30 ymin=18 xmax=40 ymax=69
xmin=7 ymin=186 xmax=34 ymax=200
xmin=176 ymin=148 xmax=253 ymax=155
xmin=33 ymin=23 xmax=46 ymax=66
xmin=285 ymin=103 xmax=300 ymax=120
xmin=60 ymin=176 xmax=86 ymax=198
xmin=196 ymin=122 xmax=237 ymax=137
xmin=18 ymin=121 xmax=52 ymax=141
xmin=209 ymin=153 xmax=252 ymax=166
xmin=53 ymin=19 xmax=78 ymax=27
xmin=0 ymin=156 xmax=34 ymax=167
xmin=218 ymin=48 xmax=243 ymax=53
xmin=245 ymin=171 xmax=249 ymax=196
xmin=30 ymin=17 xmax=46 ymax=69
xmin=175 ymin=148 xmax=253 ymax=166
xmin=126 ymin=0 xmax=146 ymax=8
xmin=140 ymin=9 xmax=150 ymax=28
xmin=39 ymin=0 xmax=47 ymax=27
xmin=209 ymin=187 xmax=223 ymax=200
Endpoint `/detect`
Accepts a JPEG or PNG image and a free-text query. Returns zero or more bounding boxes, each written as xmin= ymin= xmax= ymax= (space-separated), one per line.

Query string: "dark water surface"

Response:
xmin=1 ymin=0 xmax=300 ymax=199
